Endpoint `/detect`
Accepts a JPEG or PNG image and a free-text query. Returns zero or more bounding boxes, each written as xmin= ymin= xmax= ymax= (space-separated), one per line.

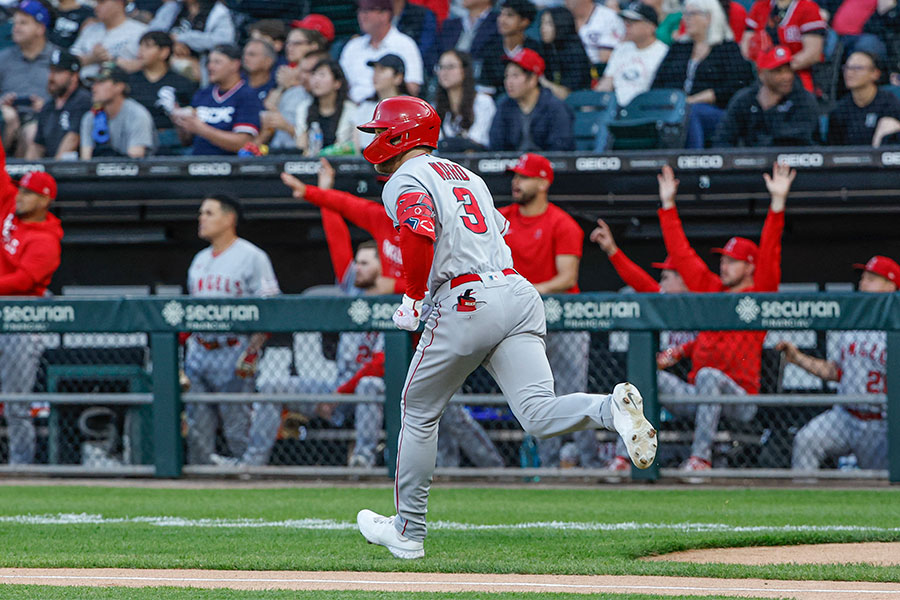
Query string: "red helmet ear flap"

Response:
xmin=357 ymin=96 xmax=441 ymax=164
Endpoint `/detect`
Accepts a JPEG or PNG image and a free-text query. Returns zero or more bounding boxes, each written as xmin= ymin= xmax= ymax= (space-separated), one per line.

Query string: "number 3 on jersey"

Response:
xmin=453 ymin=187 xmax=487 ymax=234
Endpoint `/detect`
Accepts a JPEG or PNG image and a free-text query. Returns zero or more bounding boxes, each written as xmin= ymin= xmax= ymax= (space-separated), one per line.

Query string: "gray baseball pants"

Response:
xmin=2 ymin=334 xmax=45 ymax=464
xmin=792 ymin=406 xmax=887 ymax=470
xmin=183 ymin=340 xmax=252 ymax=465
xmin=393 ymin=274 xmax=618 ymax=542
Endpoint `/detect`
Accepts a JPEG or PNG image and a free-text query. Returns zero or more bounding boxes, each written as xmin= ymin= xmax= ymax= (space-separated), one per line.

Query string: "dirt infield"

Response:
xmin=2 ymin=568 xmax=900 ymax=599
xmin=644 ymin=542 xmax=900 ymax=567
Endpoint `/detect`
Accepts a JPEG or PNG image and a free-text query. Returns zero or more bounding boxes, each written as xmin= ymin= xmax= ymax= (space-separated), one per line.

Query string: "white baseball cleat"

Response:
xmin=357 ymin=509 xmax=425 ymax=559
xmin=610 ymin=382 xmax=657 ymax=469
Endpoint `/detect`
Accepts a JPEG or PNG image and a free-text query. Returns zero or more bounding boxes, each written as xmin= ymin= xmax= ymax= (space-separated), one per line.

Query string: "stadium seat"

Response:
xmin=607 ymin=89 xmax=688 ymax=150
xmin=565 ymin=89 xmax=617 ymax=152
xmin=884 ymin=85 xmax=900 ymax=102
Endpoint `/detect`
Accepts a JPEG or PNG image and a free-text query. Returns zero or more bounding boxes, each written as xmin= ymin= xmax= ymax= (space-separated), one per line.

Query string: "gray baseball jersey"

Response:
xmin=383 ymin=154 xmax=512 ymax=298
xmin=187 ymin=238 xmax=280 ymax=298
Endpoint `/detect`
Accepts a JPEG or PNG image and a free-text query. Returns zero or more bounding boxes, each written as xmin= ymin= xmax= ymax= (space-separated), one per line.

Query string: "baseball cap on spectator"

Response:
xmin=358 ymin=0 xmax=393 ymax=10
xmin=50 ymin=49 xmax=80 ymax=73
xmin=367 ymin=53 xmax=405 ymax=75
xmin=292 ymin=14 xmax=335 ymax=43
xmin=756 ymin=45 xmax=792 ymax=70
xmin=500 ymin=0 xmax=537 ymax=23
xmin=90 ymin=62 xmax=129 ymax=85
xmin=651 ymin=256 xmax=677 ymax=270
xmin=712 ymin=237 xmax=758 ymax=264
xmin=504 ymin=48 xmax=545 ymax=77
xmin=620 ymin=1 xmax=659 ymax=26
xmin=17 ymin=0 xmax=51 ymax=28
xmin=507 ymin=153 xmax=553 ymax=183
xmin=17 ymin=171 xmax=57 ymax=201
xmin=854 ymin=255 xmax=900 ymax=284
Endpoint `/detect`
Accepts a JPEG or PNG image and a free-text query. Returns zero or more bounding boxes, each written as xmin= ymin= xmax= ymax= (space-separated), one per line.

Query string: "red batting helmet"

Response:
xmin=357 ymin=96 xmax=441 ymax=165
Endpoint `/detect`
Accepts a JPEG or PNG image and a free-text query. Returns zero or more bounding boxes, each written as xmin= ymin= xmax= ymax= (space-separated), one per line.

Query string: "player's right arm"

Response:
xmin=776 ymin=341 xmax=839 ymax=381
xmin=657 ymin=166 xmax=721 ymax=292
xmin=591 ymin=218 xmax=660 ymax=293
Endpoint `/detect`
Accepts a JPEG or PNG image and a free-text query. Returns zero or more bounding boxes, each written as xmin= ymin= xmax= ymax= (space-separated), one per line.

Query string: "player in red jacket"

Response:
xmin=0 ymin=142 xmax=64 ymax=464
xmin=591 ymin=219 xmax=698 ymax=472
xmin=657 ymin=162 xmax=794 ymax=472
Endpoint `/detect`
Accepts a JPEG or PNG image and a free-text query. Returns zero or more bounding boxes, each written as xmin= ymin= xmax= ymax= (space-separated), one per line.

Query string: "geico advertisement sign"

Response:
xmin=96 ymin=163 xmax=139 ymax=177
xmin=775 ymin=153 xmax=824 ymax=168
xmin=188 ymin=162 xmax=232 ymax=176
xmin=676 ymin=155 xmax=723 ymax=169
xmin=574 ymin=156 xmax=621 ymax=171
xmin=284 ymin=161 xmax=320 ymax=175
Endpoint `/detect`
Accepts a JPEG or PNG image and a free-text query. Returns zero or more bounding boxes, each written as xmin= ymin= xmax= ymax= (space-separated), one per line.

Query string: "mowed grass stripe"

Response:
xmin=0 ymin=486 xmax=897 ymax=581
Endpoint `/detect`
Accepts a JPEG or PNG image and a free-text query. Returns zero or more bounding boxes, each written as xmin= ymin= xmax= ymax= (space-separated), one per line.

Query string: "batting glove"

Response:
xmin=393 ymin=295 xmax=424 ymax=331
xmin=235 ymin=349 xmax=260 ymax=378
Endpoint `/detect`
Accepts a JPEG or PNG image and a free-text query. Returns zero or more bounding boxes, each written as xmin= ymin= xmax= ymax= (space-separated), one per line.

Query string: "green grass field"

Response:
xmin=0 ymin=484 xmax=897 ymax=598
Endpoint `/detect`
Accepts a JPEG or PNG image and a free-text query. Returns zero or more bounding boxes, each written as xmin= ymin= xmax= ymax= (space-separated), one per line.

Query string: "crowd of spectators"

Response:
xmin=0 ymin=0 xmax=898 ymax=158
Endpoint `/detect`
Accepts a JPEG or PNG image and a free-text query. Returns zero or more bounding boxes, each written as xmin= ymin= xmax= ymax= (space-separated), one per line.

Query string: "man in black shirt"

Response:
xmin=26 ymin=48 xmax=91 ymax=159
xmin=828 ymin=51 xmax=900 ymax=146
xmin=127 ymin=31 xmax=196 ymax=149
xmin=49 ymin=0 xmax=93 ymax=50
xmin=713 ymin=45 xmax=819 ymax=148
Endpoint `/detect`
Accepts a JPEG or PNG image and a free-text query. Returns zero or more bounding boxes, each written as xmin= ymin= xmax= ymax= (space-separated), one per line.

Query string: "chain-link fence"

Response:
xmin=0 ymin=294 xmax=896 ymax=481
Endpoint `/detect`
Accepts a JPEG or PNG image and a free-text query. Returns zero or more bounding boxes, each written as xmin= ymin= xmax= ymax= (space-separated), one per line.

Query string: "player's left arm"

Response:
xmin=754 ymin=162 xmax=794 ymax=291
xmin=236 ymin=250 xmax=281 ymax=376
xmin=534 ymin=255 xmax=579 ymax=294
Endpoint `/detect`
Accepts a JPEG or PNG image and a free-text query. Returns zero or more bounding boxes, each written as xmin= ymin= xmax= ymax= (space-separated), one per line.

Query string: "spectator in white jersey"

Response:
xmin=566 ymin=0 xmax=625 ymax=75
xmin=182 ymin=193 xmax=280 ymax=465
xmin=778 ymin=255 xmax=898 ymax=473
xmin=70 ymin=0 xmax=147 ymax=81
xmin=595 ymin=2 xmax=669 ymax=107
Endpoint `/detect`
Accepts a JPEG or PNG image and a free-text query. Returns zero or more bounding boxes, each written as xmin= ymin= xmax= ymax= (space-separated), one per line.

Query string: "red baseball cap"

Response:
xmin=712 ymin=237 xmax=758 ymax=264
xmin=756 ymin=45 xmax=792 ymax=70
xmin=854 ymin=255 xmax=900 ymax=284
xmin=18 ymin=171 xmax=57 ymax=200
xmin=507 ymin=153 xmax=553 ymax=183
xmin=651 ymin=256 xmax=677 ymax=270
xmin=504 ymin=48 xmax=545 ymax=77
xmin=291 ymin=14 xmax=335 ymax=43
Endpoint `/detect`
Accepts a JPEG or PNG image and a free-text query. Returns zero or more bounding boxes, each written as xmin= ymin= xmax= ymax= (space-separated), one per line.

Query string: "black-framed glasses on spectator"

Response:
xmin=287 ymin=39 xmax=313 ymax=47
xmin=842 ymin=64 xmax=872 ymax=72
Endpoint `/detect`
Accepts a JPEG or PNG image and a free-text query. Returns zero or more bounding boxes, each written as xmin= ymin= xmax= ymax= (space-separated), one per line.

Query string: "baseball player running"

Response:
xmin=499 ymin=153 xmax=597 ymax=468
xmin=656 ymin=163 xmax=793 ymax=472
xmin=778 ymin=255 xmax=897 ymax=472
xmin=353 ymin=96 xmax=656 ymax=559
xmin=0 ymin=141 xmax=63 ymax=465
xmin=183 ymin=193 xmax=280 ymax=465
xmin=281 ymin=160 xmax=503 ymax=469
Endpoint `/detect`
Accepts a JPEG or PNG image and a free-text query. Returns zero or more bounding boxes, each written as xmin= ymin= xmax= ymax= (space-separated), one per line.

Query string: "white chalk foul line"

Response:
xmin=1 ymin=574 xmax=900 ymax=595
xmin=1 ymin=513 xmax=900 ymax=535
xmin=2 ymin=513 xmax=900 ymax=534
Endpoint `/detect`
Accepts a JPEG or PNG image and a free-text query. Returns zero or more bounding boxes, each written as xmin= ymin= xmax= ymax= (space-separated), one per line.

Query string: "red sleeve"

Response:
xmin=305 ymin=186 xmax=386 ymax=236
xmin=680 ymin=340 xmax=696 ymax=359
xmin=0 ymin=235 xmax=61 ymax=294
xmin=554 ymin=210 xmax=584 ymax=258
xmin=336 ymin=352 xmax=385 ymax=393
xmin=751 ymin=209 xmax=784 ymax=292
xmin=658 ymin=207 xmax=722 ymax=292
xmin=746 ymin=0 xmax=765 ymax=30
xmin=730 ymin=2 xmax=747 ymax=41
xmin=0 ymin=140 xmax=16 ymax=213
xmin=608 ymin=249 xmax=661 ymax=293
xmin=398 ymin=227 xmax=434 ymax=300
xmin=320 ymin=208 xmax=354 ymax=282
xmin=797 ymin=0 xmax=827 ymax=32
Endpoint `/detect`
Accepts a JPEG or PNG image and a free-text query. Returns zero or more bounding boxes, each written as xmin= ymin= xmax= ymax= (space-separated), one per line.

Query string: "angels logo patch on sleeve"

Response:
xmin=397 ymin=192 xmax=436 ymax=241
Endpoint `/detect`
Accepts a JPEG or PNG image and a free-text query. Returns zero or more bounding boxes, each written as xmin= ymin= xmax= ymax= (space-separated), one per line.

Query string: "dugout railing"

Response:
xmin=0 ymin=292 xmax=896 ymax=483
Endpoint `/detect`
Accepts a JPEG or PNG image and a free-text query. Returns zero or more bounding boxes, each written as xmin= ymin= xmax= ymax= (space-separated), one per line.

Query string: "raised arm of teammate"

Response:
xmin=657 ymin=166 xmax=722 ymax=292
xmin=752 ymin=162 xmax=794 ymax=292
xmin=590 ymin=218 xmax=661 ymax=293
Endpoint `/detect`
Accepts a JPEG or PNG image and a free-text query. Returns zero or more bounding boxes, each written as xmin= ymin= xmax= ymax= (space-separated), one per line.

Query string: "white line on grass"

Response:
xmin=1 ymin=513 xmax=900 ymax=535
xmin=1 ymin=573 xmax=900 ymax=595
